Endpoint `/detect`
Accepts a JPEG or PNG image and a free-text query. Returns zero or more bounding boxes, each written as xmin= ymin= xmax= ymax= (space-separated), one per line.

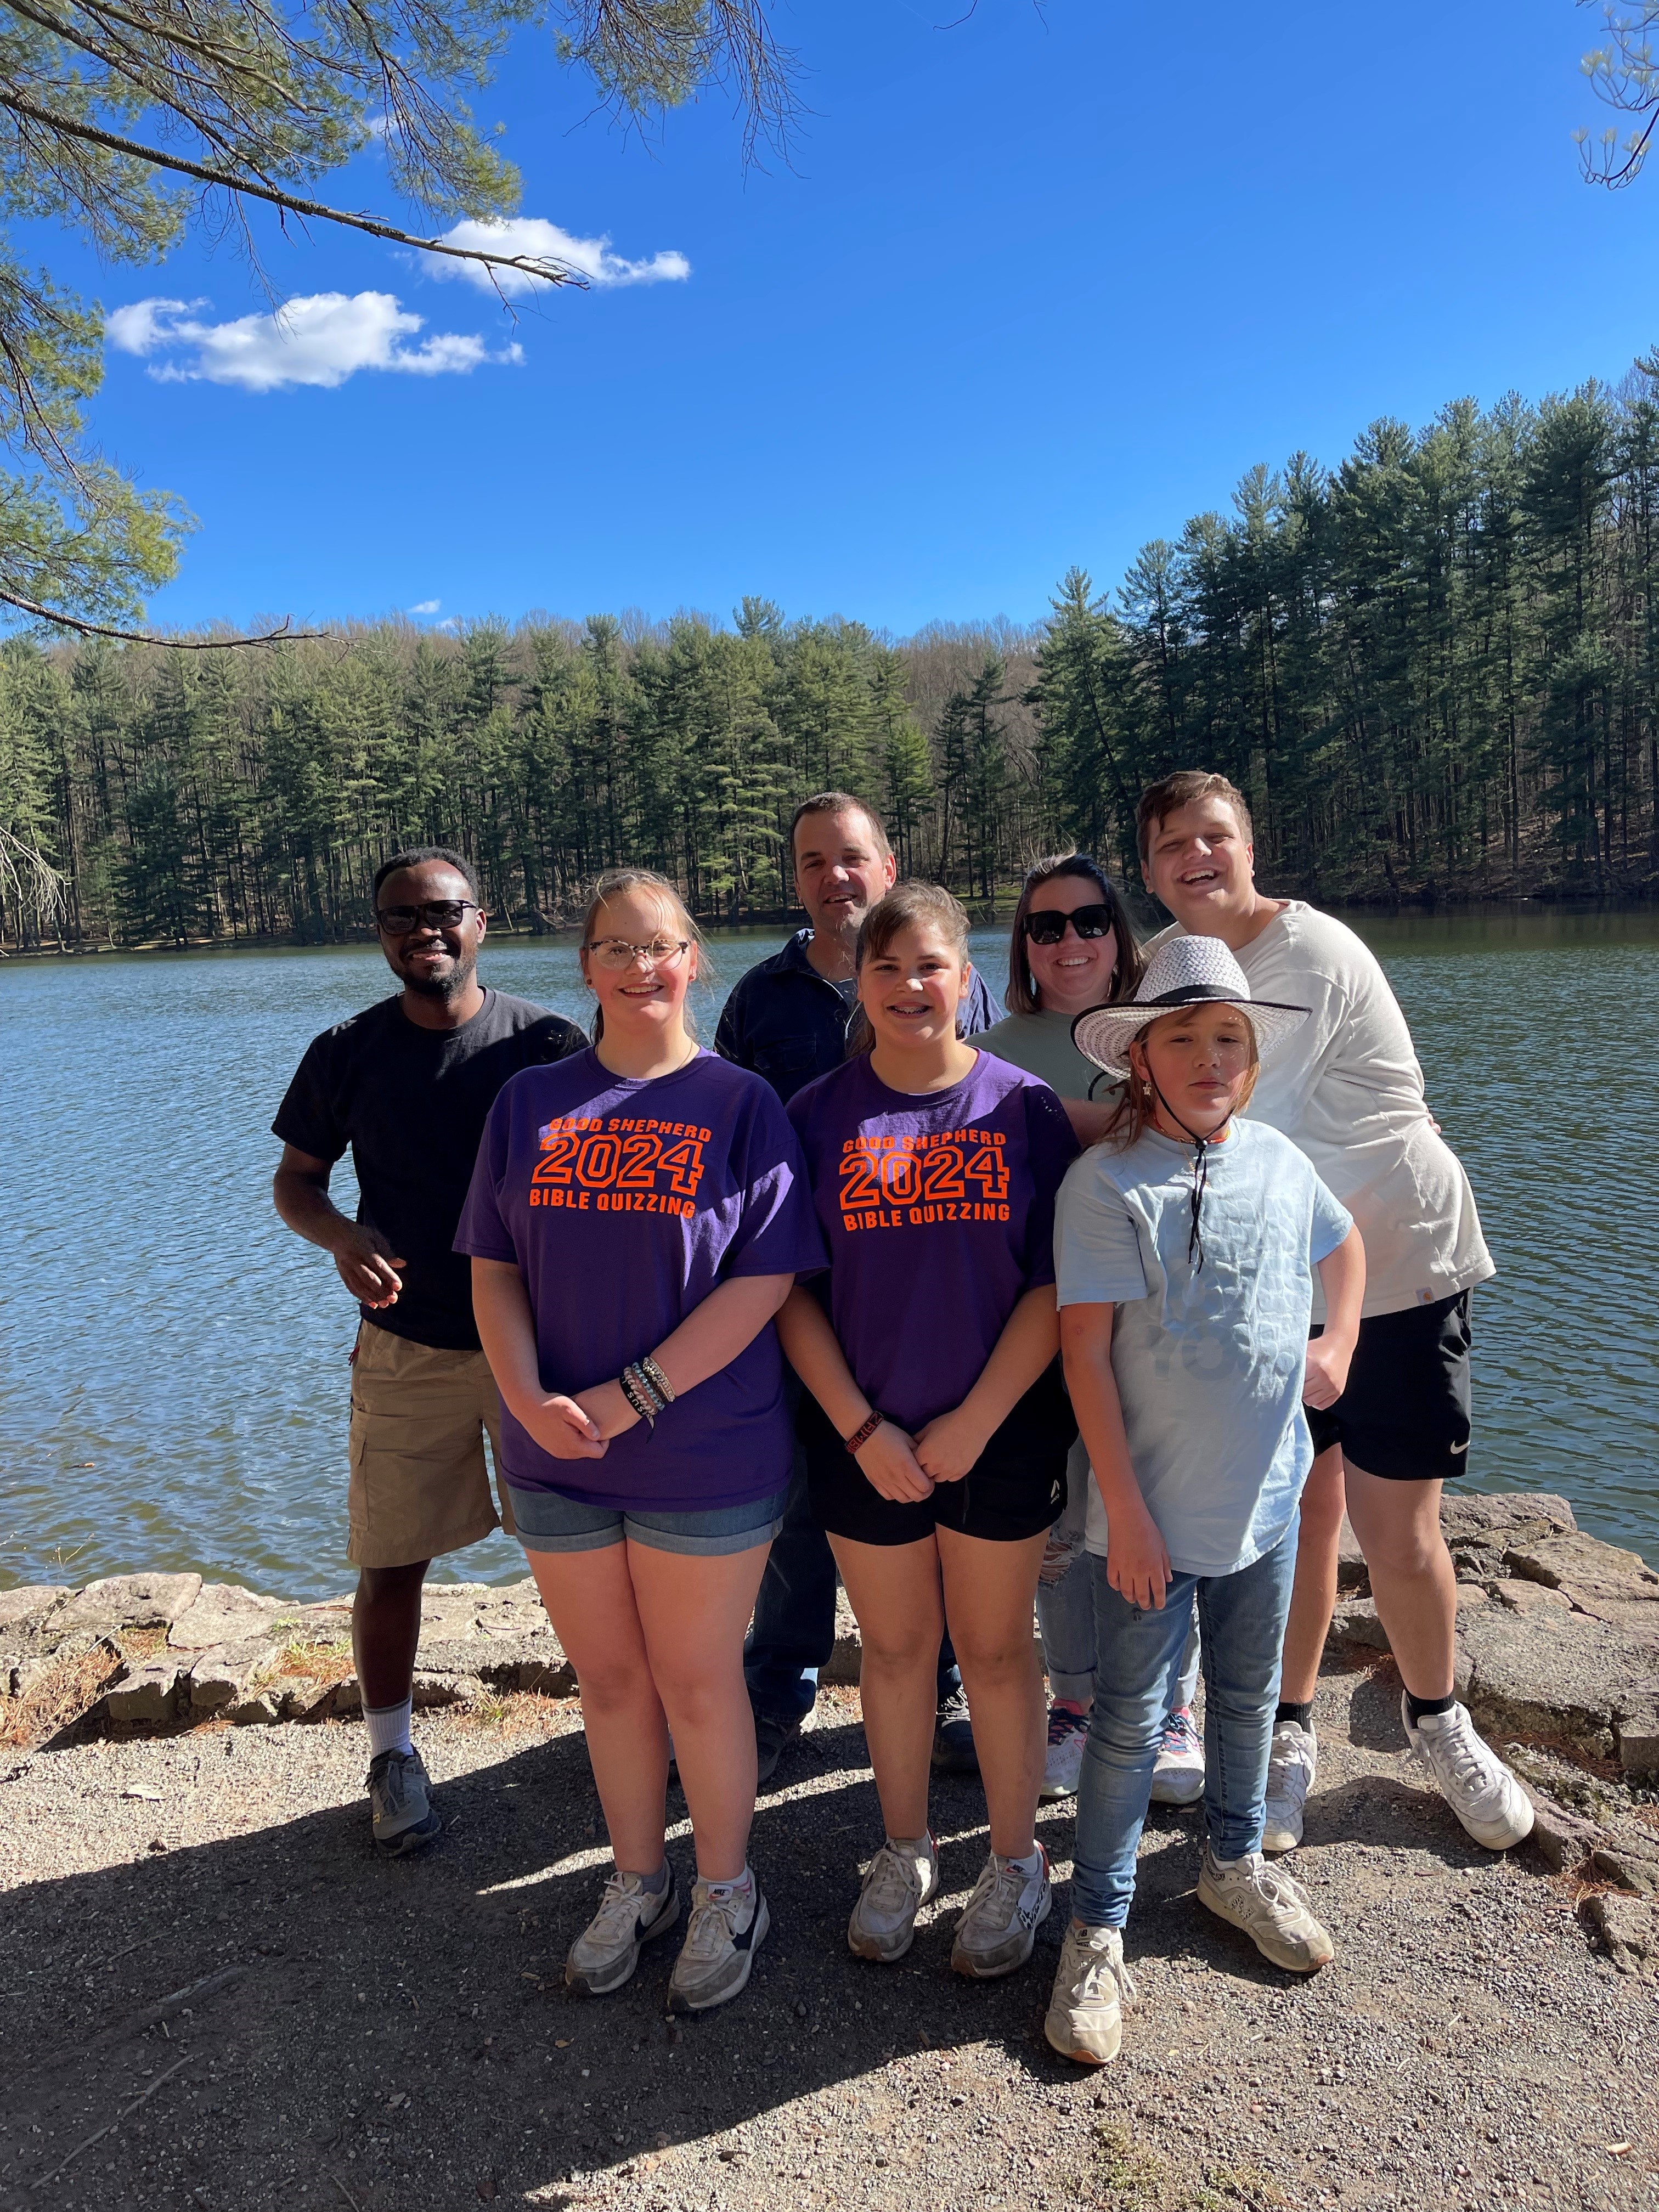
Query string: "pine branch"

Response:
xmin=0 ymin=88 xmax=588 ymax=288
xmin=0 ymin=585 xmax=324 ymax=646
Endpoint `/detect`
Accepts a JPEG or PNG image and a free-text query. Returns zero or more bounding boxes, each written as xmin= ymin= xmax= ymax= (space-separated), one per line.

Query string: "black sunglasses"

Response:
xmin=375 ymin=899 xmax=482 ymax=935
xmin=1022 ymin=902 xmax=1117 ymax=946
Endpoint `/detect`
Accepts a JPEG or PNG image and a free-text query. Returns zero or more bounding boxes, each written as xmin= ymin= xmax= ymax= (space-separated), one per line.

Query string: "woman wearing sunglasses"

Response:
xmin=982 ymin=857 xmax=1198 ymax=1806
xmin=458 ymin=868 xmax=825 ymax=2016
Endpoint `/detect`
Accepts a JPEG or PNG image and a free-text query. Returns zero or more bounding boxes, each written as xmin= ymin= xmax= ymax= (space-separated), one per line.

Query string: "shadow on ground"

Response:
xmin=2 ymin=1706 xmax=1351 ymax=2207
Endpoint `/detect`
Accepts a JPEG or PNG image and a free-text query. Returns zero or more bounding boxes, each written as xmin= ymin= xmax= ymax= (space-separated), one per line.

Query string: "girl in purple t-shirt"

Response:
xmin=458 ymin=870 xmax=824 ymax=2018
xmin=778 ymin=883 xmax=1079 ymax=1983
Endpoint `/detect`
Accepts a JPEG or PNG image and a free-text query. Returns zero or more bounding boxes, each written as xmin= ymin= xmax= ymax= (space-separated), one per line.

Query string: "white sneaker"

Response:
xmin=667 ymin=1872 xmax=769 ymax=2013
xmin=564 ymin=1867 xmax=680 ymax=1995
xmin=1148 ymin=1704 xmax=1205 ymax=1807
xmin=1261 ymin=1718 xmax=1317 ymax=1852
xmin=950 ymin=1848 xmax=1051 ymax=1979
xmin=1041 ymin=1705 xmax=1090 ymax=1801
xmin=1195 ymin=1841 xmax=1334 ymax=1972
xmin=1401 ymin=1695 xmax=1535 ymax=1851
xmin=848 ymin=1834 xmax=940 ymax=1962
xmin=1043 ymin=1921 xmax=1139 ymax=2067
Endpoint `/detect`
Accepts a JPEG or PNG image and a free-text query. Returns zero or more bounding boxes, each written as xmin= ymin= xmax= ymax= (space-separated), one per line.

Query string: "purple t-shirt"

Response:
xmin=455 ymin=1048 xmax=826 ymax=1509
xmin=786 ymin=1050 xmax=1080 ymax=1432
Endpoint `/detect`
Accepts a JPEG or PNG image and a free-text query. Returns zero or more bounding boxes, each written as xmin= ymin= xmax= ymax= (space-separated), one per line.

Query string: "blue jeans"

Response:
xmin=1037 ymin=1441 xmax=1200 ymax=1711
xmin=743 ymin=1454 xmax=962 ymax=1728
xmin=1071 ymin=1521 xmax=1297 ymax=1929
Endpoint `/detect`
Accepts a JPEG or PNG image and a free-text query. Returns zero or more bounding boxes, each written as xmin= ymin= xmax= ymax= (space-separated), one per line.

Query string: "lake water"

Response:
xmin=2 ymin=910 xmax=1656 ymax=1599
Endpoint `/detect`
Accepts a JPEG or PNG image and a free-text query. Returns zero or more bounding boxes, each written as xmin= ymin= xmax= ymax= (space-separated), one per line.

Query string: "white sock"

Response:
xmin=365 ymin=1697 xmax=414 ymax=1759
xmin=703 ymin=1866 xmax=753 ymax=1899
xmin=1006 ymin=1847 xmax=1045 ymax=1880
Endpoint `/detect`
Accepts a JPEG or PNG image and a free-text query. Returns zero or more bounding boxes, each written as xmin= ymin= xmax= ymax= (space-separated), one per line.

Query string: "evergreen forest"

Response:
xmin=5 ymin=360 xmax=1659 ymax=950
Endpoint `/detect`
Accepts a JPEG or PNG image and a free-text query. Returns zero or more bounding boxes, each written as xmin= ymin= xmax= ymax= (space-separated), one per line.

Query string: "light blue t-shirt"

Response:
xmin=1054 ymin=1118 xmax=1352 ymax=1577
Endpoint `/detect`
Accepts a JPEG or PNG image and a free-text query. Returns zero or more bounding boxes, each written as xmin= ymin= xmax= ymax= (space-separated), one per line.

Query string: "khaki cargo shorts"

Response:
xmin=347 ymin=1321 xmax=515 ymax=1568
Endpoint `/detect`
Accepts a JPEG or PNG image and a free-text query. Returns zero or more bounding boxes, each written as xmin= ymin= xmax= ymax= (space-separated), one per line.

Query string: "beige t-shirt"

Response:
xmin=1180 ymin=902 xmax=1493 ymax=1319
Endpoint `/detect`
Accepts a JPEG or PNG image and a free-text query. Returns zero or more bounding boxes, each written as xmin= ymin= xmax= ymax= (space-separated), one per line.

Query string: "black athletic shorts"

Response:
xmin=1306 ymin=1289 xmax=1473 ymax=1482
xmin=802 ymin=1363 xmax=1076 ymax=1547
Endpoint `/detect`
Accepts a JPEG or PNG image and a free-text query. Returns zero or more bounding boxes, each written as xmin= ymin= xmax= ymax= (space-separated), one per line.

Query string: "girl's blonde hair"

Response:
xmin=1100 ymin=1006 xmax=1261 ymax=1149
xmin=580 ymin=868 xmax=703 ymax=1043
xmin=847 ymin=883 xmax=972 ymax=1057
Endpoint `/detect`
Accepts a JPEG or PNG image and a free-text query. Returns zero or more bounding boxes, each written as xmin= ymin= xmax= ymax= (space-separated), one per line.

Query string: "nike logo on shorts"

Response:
xmin=1449 ymin=1440 xmax=1469 ymax=1455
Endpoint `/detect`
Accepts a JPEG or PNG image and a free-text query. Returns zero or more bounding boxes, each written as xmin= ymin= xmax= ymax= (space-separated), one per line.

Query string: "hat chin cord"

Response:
xmin=1144 ymin=1073 xmax=1232 ymax=1274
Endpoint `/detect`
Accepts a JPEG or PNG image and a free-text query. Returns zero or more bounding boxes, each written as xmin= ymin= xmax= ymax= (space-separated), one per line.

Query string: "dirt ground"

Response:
xmin=2 ymin=1656 xmax=1656 ymax=2212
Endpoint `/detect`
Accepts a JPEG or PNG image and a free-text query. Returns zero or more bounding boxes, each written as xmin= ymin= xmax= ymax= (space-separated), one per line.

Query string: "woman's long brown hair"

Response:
xmin=1004 ymin=851 xmax=1144 ymax=1016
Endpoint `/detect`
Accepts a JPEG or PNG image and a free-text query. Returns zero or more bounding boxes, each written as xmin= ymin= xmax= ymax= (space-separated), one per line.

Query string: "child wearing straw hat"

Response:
xmin=1043 ymin=935 xmax=1365 ymax=2067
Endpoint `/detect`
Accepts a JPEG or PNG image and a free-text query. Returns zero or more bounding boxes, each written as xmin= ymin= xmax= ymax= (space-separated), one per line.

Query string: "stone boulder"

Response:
xmin=1582 ymin=1892 xmax=1655 ymax=1976
xmin=188 ymin=1638 xmax=284 ymax=1712
xmin=1503 ymin=1533 xmax=1659 ymax=1637
xmin=1441 ymin=1491 xmax=1577 ymax=1585
xmin=65 ymin=1573 xmax=202 ymax=1630
xmin=104 ymin=1660 xmax=184 ymax=1723
xmin=0 ymin=1585 xmax=69 ymax=1632
xmin=1454 ymin=1605 xmax=1655 ymax=1763
xmin=1441 ymin=1493 xmax=1577 ymax=1541
xmin=167 ymin=1585 xmax=289 ymax=1651
xmin=1 ymin=1620 xmax=118 ymax=1701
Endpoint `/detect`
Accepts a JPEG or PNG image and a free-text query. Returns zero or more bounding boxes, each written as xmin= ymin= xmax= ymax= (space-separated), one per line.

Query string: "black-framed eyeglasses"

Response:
xmin=375 ymin=899 xmax=482 ymax=935
xmin=1022 ymin=902 xmax=1117 ymax=946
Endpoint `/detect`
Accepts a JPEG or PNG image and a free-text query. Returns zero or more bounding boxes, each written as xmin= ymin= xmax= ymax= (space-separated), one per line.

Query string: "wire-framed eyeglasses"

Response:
xmin=585 ymin=936 xmax=692 ymax=972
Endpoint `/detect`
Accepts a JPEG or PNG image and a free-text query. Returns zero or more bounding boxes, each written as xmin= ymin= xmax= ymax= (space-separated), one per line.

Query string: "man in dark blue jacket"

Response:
xmin=716 ymin=792 xmax=1001 ymax=1781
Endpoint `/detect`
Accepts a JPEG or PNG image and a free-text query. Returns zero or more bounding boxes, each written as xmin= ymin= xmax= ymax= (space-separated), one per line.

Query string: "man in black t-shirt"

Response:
xmin=273 ymin=846 xmax=585 ymax=1855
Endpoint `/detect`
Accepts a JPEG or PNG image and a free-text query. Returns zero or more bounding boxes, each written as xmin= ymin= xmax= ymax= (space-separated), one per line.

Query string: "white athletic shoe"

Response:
xmin=1196 ymin=1842 xmax=1335 ymax=1973
xmin=1043 ymin=1921 xmax=1139 ymax=2067
xmin=667 ymin=1872 xmax=770 ymax=2013
xmin=951 ymin=1848 xmax=1052 ymax=1978
xmin=564 ymin=1868 xmax=680 ymax=1995
xmin=1261 ymin=1719 xmax=1317 ymax=1853
xmin=1041 ymin=1705 xmax=1090 ymax=1801
xmin=1148 ymin=1705 xmax=1206 ymax=1807
xmin=847 ymin=1834 xmax=940 ymax=1962
xmin=1401 ymin=1695 xmax=1536 ymax=1851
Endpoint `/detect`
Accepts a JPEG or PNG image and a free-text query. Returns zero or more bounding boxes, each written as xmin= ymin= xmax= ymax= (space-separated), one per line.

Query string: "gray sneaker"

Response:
xmin=668 ymin=1874 xmax=770 ymax=2013
xmin=950 ymin=1848 xmax=1051 ymax=1978
xmin=1401 ymin=1695 xmax=1535 ymax=1851
xmin=366 ymin=1747 xmax=442 ymax=1858
xmin=1044 ymin=1920 xmax=1139 ymax=2067
xmin=565 ymin=1869 xmax=680 ymax=1996
xmin=1196 ymin=1841 xmax=1334 ymax=1972
xmin=1261 ymin=1719 xmax=1317 ymax=1853
xmin=848 ymin=1835 xmax=940 ymax=1963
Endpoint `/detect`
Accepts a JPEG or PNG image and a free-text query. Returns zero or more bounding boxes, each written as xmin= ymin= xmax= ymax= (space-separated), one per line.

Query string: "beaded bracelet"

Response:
xmin=619 ymin=1366 xmax=658 ymax=1429
xmin=640 ymin=1354 xmax=675 ymax=1407
xmin=625 ymin=1363 xmax=665 ymax=1416
xmin=843 ymin=1409 xmax=885 ymax=1455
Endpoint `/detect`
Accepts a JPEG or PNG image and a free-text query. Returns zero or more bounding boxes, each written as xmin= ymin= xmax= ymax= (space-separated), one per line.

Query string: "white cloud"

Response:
xmin=105 ymin=291 xmax=524 ymax=392
xmin=428 ymin=217 xmax=691 ymax=297
xmin=409 ymin=599 xmax=442 ymax=615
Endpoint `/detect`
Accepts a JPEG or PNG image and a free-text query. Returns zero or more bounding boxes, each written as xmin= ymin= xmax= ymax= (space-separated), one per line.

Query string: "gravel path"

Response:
xmin=2 ymin=1657 xmax=1655 ymax=2212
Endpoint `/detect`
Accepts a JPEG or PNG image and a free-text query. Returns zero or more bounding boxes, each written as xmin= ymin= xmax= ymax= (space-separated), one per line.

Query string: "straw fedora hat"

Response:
xmin=1071 ymin=935 xmax=1310 ymax=1079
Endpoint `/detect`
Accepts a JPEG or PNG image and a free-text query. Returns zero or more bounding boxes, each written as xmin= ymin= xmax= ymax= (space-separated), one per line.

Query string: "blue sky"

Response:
xmin=65 ymin=0 xmax=1659 ymax=634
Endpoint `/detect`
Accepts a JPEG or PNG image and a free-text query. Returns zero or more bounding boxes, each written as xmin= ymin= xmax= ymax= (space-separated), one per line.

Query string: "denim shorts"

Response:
xmin=505 ymin=1482 xmax=789 ymax=1558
